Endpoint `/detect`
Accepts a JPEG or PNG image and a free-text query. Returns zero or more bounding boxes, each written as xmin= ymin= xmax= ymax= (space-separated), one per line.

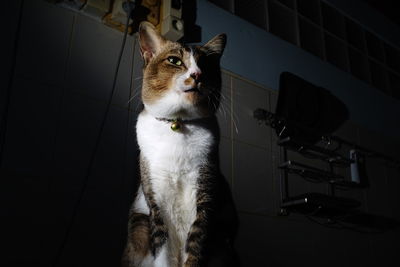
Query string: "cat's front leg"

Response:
xmin=184 ymin=173 xmax=212 ymax=267
xmin=184 ymin=212 xmax=207 ymax=267
xmin=149 ymin=207 xmax=168 ymax=256
xmin=141 ymin=185 xmax=168 ymax=256
xmin=140 ymin=155 xmax=169 ymax=256
xmin=122 ymin=212 xmax=150 ymax=267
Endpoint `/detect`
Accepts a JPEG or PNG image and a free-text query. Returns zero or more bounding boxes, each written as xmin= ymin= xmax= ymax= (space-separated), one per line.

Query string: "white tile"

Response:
xmin=232 ymin=141 xmax=274 ymax=214
xmin=333 ymin=120 xmax=359 ymax=144
xmin=270 ymin=148 xmax=283 ymax=212
xmin=269 ymin=90 xmax=280 ymax=152
xmin=112 ymin=35 xmax=137 ymax=109
xmin=363 ymin=157 xmax=390 ymax=216
xmin=123 ymin=110 xmax=140 ymax=182
xmin=369 ymin=228 xmax=400 ymax=266
xmin=90 ymin=106 xmax=129 ymax=181
xmin=65 ymin=15 xmax=133 ymax=108
xmin=235 ymin=213 xmax=316 ymax=266
xmin=232 ymin=77 xmax=271 ymax=149
xmin=56 ymin=108 xmax=133 ymax=267
xmin=386 ymin=166 xmax=400 ymax=220
xmin=219 ymin=136 xmax=233 ymax=187
xmin=0 ymin=173 xmax=55 ymax=265
xmin=359 ymin=125 xmax=400 ymax=160
xmin=221 ymin=70 xmax=231 ymax=89
xmin=216 ymin=71 xmax=232 ymax=138
xmin=128 ymin=38 xmax=145 ymax=113
xmin=1 ymin=0 xmax=23 ymax=122
xmin=15 ymin=0 xmax=74 ymax=85
xmin=312 ymin=218 xmax=372 ymax=267
xmin=52 ymin=91 xmax=107 ymax=177
xmin=269 ymin=89 xmax=278 ymax=113
xmin=1 ymin=77 xmax=62 ymax=177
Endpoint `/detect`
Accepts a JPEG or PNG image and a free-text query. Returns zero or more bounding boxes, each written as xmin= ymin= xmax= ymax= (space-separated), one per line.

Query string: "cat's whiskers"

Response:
xmin=127 ymin=84 xmax=143 ymax=104
xmin=211 ymin=97 xmax=218 ymax=112
xmin=203 ymin=88 xmax=238 ymax=135
xmin=217 ymin=90 xmax=239 ymax=134
xmin=218 ymin=100 xmax=227 ymax=118
xmin=204 ymin=51 xmax=220 ymax=56
xmin=219 ymin=90 xmax=232 ymax=105
xmin=232 ymin=113 xmax=239 ymax=134
xmin=217 ymin=95 xmax=228 ymax=119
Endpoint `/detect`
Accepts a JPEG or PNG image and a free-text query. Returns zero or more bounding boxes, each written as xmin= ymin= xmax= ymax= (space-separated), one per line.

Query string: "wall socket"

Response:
xmin=160 ymin=0 xmax=184 ymax=41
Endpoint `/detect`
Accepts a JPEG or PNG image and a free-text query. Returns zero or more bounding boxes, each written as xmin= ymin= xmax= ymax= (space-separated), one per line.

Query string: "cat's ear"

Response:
xmin=202 ymin=34 xmax=227 ymax=56
xmin=139 ymin=21 xmax=165 ymax=64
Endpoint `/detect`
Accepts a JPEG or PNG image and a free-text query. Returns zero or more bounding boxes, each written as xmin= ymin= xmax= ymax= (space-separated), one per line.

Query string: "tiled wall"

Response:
xmin=209 ymin=0 xmax=400 ymax=100
xmin=218 ymin=69 xmax=400 ymax=266
xmin=1 ymin=1 xmax=400 ymax=266
xmin=1 ymin=1 xmax=142 ymax=266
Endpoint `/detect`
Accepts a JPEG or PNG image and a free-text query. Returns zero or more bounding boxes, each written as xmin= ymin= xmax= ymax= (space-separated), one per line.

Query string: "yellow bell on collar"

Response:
xmin=170 ymin=120 xmax=181 ymax=131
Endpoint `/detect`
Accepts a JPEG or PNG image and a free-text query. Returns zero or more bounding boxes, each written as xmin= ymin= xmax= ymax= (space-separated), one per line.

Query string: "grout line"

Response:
xmin=49 ymin=13 xmax=77 ymax=189
xmin=221 ymin=68 xmax=275 ymax=93
xmin=59 ymin=0 xmax=400 ymax=100
xmin=264 ymin=0 xmax=269 ymax=32
xmin=120 ymin=30 xmax=138 ymax=248
xmin=230 ymin=75 xmax=234 ymax=188
xmin=15 ymin=73 xmax=137 ymax=112
xmin=297 ymin=12 xmax=320 ymax=29
xmin=0 ymin=0 xmax=25 ymax=169
xmin=232 ymin=137 xmax=271 ymax=151
xmin=237 ymin=209 xmax=311 ymax=223
xmin=270 ymin=0 xmax=295 ymax=13
xmin=293 ymin=0 xmax=301 ymax=47
xmin=122 ymin=34 xmax=137 ymax=189
xmin=269 ymin=91 xmax=279 ymax=213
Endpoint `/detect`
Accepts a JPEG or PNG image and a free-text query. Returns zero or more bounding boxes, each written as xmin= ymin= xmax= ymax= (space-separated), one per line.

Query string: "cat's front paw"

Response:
xmin=183 ymin=255 xmax=200 ymax=267
xmin=149 ymin=223 xmax=168 ymax=256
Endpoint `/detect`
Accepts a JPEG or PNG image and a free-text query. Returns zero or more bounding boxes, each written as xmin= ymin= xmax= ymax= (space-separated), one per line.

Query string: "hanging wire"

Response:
xmin=52 ymin=2 xmax=133 ymax=265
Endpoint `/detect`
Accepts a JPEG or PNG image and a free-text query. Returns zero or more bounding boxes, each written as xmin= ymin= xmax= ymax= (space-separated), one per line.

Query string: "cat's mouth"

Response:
xmin=184 ymin=88 xmax=201 ymax=94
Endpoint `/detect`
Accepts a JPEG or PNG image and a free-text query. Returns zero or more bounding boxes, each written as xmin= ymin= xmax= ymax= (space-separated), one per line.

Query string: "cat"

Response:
xmin=122 ymin=21 xmax=238 ymax=267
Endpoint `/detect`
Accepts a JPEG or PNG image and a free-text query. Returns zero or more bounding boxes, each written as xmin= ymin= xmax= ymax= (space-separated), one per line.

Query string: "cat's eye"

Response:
xmin=167 ymin=56 xmax=183 ymax=66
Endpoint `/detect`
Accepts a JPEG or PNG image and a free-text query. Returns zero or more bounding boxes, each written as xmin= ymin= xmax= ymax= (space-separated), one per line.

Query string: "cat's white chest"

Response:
xmin=136 ymin=111 xmax=213 ymax=176
xmin=136 ymin=111 xmax=213 ymax=246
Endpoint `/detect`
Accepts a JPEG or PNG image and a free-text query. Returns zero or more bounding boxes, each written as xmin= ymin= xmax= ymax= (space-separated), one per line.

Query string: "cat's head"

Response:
xmin=139 ymin=21 xmax=226 ymax=120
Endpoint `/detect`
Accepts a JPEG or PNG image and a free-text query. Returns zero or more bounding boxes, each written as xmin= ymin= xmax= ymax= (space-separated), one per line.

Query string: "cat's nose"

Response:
xmin=190 ymin=71 xmax=201 ymax=82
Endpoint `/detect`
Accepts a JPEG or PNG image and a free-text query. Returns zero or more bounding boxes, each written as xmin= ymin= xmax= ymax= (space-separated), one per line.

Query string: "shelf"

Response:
xmin=278 ymin=136 xmax=353 ymax=166
xmin=282 ymin=193 xmax=399 ymax=231
xmin=279 ymin=160 xmax=341 ymax=180
xmin=279 ymin=160 xmax=361 ymax=187
xmin=282 ymin=192 xmax=361 ymax=218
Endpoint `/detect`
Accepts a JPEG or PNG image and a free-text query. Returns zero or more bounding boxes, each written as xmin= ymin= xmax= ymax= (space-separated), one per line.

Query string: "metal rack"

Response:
xmin=254 ymin=108 xmax=400 ymax=231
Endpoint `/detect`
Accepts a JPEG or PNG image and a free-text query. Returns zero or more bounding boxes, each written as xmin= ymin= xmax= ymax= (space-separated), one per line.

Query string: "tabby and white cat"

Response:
xmin=122 ymin=22 xmax=237 ymax=267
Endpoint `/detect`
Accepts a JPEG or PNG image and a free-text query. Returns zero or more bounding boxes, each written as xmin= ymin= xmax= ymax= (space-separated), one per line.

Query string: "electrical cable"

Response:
xmin=52 ymin=2 xmax=132 ymax=265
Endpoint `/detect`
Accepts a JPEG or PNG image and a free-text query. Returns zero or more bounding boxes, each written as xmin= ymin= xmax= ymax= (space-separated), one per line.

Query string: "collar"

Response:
xmin=155 ymin=117 xmax=210 ymax=131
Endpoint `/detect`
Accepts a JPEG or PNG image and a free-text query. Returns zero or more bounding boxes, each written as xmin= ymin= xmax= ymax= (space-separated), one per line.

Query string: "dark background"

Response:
xmin=1 ymin=1 xmax=400 ymax=266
